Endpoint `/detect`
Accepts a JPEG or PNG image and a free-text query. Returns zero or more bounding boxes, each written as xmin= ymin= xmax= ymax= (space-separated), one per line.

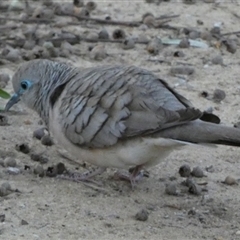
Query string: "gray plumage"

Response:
xmin=5 ymin=59 xmax=240 ymax=173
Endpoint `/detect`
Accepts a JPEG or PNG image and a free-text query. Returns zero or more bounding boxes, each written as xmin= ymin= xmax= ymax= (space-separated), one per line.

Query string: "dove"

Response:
xmin=5 ymin=59 xmax=240 ymax=185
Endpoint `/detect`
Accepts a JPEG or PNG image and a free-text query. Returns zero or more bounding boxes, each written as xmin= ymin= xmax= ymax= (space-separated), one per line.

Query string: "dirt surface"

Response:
xmin=1 ymin=1 xmax=240 ymax=239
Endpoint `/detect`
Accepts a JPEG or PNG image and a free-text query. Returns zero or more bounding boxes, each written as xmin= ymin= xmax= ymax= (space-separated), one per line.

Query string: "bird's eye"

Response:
xmin=20 ymin=80 xmax=30 ymax=90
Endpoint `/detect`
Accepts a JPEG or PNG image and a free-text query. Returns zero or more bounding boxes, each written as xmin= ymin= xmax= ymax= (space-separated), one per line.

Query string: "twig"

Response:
xmin=221 ymin=30 xmax=240 ymax=36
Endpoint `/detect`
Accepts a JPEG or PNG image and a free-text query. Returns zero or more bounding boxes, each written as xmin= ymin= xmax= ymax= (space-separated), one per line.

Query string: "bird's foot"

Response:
xmin=113 ymin=165 xmax=149 ymax=188
xmin=57 ymin=167 xmax=106 ymax=186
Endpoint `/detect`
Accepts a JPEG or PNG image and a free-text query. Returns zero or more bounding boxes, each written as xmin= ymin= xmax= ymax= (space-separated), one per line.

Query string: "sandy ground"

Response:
xmin=1 ymin=1 xmax=240 ymax=239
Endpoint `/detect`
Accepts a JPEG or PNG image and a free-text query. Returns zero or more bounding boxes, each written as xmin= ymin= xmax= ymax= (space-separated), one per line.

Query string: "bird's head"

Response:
xmin=5 ymin=59 xmax=69 ymax=112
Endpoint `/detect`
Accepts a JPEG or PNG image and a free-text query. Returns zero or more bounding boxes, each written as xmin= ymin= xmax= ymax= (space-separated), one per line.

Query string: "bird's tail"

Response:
xmin=155 ymin=120 xmax=240 ymax=147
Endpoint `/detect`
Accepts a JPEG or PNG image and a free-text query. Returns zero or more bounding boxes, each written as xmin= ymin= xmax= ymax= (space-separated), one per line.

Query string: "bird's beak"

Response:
xmin=4 ymin=93 xmax=21 ymax=111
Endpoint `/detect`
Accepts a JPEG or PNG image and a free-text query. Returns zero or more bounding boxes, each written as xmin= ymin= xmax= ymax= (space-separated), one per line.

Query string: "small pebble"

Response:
xmin=6 ymin=167 xmax=21 ymax=175
xmin=173 ymin=51 xmax=185 ymax=57
xmin=211 ymin=55 xmax=223 ymax=65
xmin=33 ymin=128 xmax=46 ymax=140
xmin=236 ymin=230 xmax=240 ymax=235
xmin=223 ymin=176 xmax=237 ymax=185
xmin=31 ymin=153 xmax=49 ymax=164
xmin=0 ymin=115 xmax=8 ymax=126
xmin=189 ymin=31 xmax=200 ymax=40
xmin=191 ymin=166 xmax=204 ymax=178
xmin=165 ymin=183 xmax=179 ymax=196
xmin=200 ymin=31 xmax=212 ymax=41
xmin=135 ymin=209 xmax=149 ymax=221
xmin=0 ymin=182 xmax=11 ymax=196
xmin=0 ymin=73 xmax=10 ymax=84
xmin=15 ymin=143 xmax=30 ymax=154
xmin=179 ymin=164 xmax=191 ymax=177
xmin=4 ymin=157 xmax=16 ymax=168
xmin=212 ymin=89 xmax=226 ymax=102
xmin=33 ymin=165 xmax=45 ymax=177
xmin=5 ymin=49 xmax=21 ymax=62
xmin=20 ymin=219 xmax=29 ymax=225
xmin=112 ymin=29 xmax=126 ymax=39
xmin=147 ymin=38 xmax=162 ymax=55
xmin=188 ymin=181 xmax=202 ymax=195
xmin=86 ymin=1 xmax=97 ymax=11
xmin=223 ymin=39 xmax=237 ymax=54
xmin=210 ymin=26 xmax=221 ymax=36
xmin=0 ymin=214 xmax=5 ymax=222
xmin=41 ymin=135 xmax=54 ymax=146
xmin=73 ymin=0 xmax=84 ymax=7
xmin=98 ymin=29 xmax=109 ymax=40
xmin=143 ymin=15 xmax=156 ymax=27
xmin=205 ymin=165 xmax=214 ymax=173
xmin=170 ymin=66 xmax=195 ymax=75
xmin=46 ymin=162 xmax=66 ymax=177
xmin=179 ymin=38 xmax=190 ymax=48
xmin=89 ymin=44 xmax=106 ymax=60
xmin=122 ymin=38 xmax=135 ymax=50
xmin=197 ymin=19 xmax=204 ymax=25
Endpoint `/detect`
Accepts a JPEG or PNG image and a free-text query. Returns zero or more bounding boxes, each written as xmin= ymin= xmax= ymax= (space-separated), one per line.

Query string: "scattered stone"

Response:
xmin=4 ymin=157 xmax=16 ymax=168
xmin=165 ymin=183 xmax=179 ymax=196
xmin=223 ymin=176 xmax=237 ymax=185
xmin=0 ymin=182 xmax=11 ymax=196
xmin=143 ymin=15 xmax=155 ymax=27
xmin=189 ymin=31 xmax=200 ymax=40
xmin=46 ymin=162 xmax=66 ymax=177
xmin=86 ymin=1 xmax=97 ymax=11
xmin=0 ymin=214 xmax=5 ymax=222
xmin=112 ymin=29 xmax=126 ymax=39
xmin=33 ymin=128 xmax=46 ymax=140
xmin=41 ymin=135 xmax=54 ymax=146
xmin=89 ymin=44 xmax=106 ymax=60
xmin=0 ymin=115 xmax=8 ymax=126
xmin=6 ymin=167 xmax=21 ymax=175
xmin=212 ymin=89 xmax=226 ymax=102
xmin=170 ymin=66 xmax=195 ymax=75
xmin=0 ymin=73 xmax=10 ymax=84
xmin=179 ymin=164 xmax=191 ymax=177
xmin=179 ymin=38 xmax=190 ymax=48
xmin=200 ymin=31 xmax=212 ymax=41
xmin=122 ymin=38 xmax=135 ymax=50
xmin=173 ymin=50 xmax=185 ymax=57
xmin=30 ymin=153 xmax=49 ymax=164
xmin=73 ymin=0 xmax=84 ymax=7
xmin=146 ymin=38 xmax=162 ymax=55
xmin=191 ymin=166 xmax=204 ymax=178
xmin=188 ymin=181 xmax=202 ymax=195
xmin=33 ymin=165 xmax=45 ymax=177
xmin=5 ymin=49 xmax=21 ymax=62
xmin=211 ymin=55 xmax=223 ymax=65
xmin=20 ymin=219 xmax=29 ymax=225
xmin=205 ymin=165 xmax=214 ymax=173
xmin=223 ymin=39 xmax=237 ymax=54
xmin=135 ymin=209 xmax=149 ymax=221
xmin=197 ymin=19 xmax=204 ymax=25
xmin=98 ymin=29 xmax=109 ymax=40
xmin=236 ymin=230 xmax=240 ymax=235
xmin=15 ymin=143 xmax=30 ymax=154
xmin=210 ymin=26 xmax=221 ymax=36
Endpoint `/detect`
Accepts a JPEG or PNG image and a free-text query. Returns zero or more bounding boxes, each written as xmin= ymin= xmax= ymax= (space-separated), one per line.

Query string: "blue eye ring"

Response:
xmin=20 ymin=80 xmax=30 ymax=90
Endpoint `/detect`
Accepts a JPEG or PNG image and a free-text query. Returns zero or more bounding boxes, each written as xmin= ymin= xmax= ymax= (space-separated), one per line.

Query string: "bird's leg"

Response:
xmin=57 ymin=167 xmax=106 ymax=185
xmin=114 ymin=164 xmax=147 ymax=188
